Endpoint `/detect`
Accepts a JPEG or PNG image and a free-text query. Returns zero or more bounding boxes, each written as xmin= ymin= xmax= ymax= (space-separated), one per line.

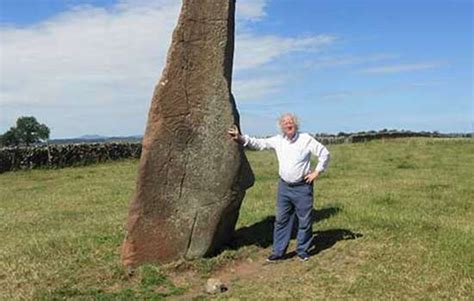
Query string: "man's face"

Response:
xmin=281 ymin=116 xmax=297 ymax=139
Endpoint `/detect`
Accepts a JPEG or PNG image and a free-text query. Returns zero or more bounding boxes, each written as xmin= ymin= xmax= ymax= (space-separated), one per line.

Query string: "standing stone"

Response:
xmin=121 ymin=0 xmax=254 ymax=267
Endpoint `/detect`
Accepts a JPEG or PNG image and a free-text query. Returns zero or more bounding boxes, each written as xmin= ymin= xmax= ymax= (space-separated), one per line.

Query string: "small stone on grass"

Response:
xmin=205 ymin=278 xmax=228 ymax=294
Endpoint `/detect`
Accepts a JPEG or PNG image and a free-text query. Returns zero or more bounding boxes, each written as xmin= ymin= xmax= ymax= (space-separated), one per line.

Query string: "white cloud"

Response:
xmin=359 ymin=62 xmax=443 ymax=74
xmin=236 ymin=0 xmax=267 ymax=21
xmin=409 ymin=80 xmax=444 ymax=87
xmin=235 ymin=34 xmax=336 ymax=70
xmin=232 ymin=32 xmax=337 ymax=101
xmin=306 ymin=53 xmax=399 ymax=69
xmin=319 ymin=80 xmax=446 ymax=103
xmin=0 ymin=0 xmax=180 ymax=107
xmin=0 ymin=0 xmax=335 ymax=137
xmin=233 ymin=77 xmax=284 ymax=101
xmin=320 ymin=91 xmax=353 ymax=101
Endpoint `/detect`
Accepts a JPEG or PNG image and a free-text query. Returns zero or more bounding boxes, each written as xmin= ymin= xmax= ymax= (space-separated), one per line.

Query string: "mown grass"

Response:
xmin=0 ymin=138 xmax=473 ymax=300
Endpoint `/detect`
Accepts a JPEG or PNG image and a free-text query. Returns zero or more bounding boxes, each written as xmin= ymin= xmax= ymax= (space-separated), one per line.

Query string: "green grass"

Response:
xmin=1 ymin=138 xmax=473 ymax=300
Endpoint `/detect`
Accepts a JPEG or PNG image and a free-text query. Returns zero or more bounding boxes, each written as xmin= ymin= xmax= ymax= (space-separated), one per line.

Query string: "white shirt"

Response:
xmin=243 ymin=132 xmax=330 ymax=183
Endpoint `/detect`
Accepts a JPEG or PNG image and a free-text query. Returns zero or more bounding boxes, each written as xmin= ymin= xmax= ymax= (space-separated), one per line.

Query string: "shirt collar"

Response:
xmin=284 ymin=132 xmax=299 ymax=143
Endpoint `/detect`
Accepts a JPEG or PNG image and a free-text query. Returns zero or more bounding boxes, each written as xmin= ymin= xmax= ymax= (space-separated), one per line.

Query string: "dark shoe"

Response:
xmin=297 ymin=254 xmax=309 ymax=262
xmin=266 ymin=254 xmax=283 ymax=263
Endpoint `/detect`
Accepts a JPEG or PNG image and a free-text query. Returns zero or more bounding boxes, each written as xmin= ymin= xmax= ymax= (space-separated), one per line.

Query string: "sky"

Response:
xmin=0 ymin=0 xmax=472 ymax=138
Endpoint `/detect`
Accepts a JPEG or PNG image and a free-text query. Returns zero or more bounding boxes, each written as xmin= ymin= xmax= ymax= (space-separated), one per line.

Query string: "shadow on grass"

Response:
xmin=230 ymin=207 xmax=344 ymax=250
xmin=282 ymin=229 xmax=363 ymax=260
xmin=309 ymin=229 xmax=363 ymax=256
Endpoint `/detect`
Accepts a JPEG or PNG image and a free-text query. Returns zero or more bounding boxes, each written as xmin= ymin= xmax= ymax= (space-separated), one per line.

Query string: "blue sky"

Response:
xmin=0 ymin=0 xmax=472 ymax=138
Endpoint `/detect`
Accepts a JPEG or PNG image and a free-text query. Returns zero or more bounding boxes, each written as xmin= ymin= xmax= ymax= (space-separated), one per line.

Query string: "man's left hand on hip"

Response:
xmin=304 ymin=171 xmax=320 ymax=183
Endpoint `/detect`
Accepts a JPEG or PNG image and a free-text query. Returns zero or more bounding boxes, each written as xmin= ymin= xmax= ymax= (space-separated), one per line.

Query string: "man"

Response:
xmin=228 ymin=113 xmax=330 ymax=262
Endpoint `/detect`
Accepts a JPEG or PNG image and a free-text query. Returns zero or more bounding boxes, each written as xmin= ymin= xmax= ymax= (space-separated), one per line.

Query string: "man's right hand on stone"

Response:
xmin=228 ymin=125 xmax=244 ymax=144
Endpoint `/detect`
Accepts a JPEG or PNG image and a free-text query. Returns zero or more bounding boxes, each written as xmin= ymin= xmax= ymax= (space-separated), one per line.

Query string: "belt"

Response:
xmin=280 ymin=178 xmax=308 ymax=187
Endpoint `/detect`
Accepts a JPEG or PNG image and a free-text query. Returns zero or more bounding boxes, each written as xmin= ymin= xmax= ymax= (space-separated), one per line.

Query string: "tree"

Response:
xmin=0 ymin=116 xmax=50 ymax=147
xmin=0 ymin=127 xmax=20 ymax=147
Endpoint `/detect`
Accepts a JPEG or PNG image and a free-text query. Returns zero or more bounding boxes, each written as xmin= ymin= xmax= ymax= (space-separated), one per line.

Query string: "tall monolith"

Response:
xmin=121 ymin=0 xmax=254 ymax=267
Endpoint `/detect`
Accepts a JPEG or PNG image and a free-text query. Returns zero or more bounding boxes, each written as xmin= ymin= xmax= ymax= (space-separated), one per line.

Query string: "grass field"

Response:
xmin=1 ymin=138 xmax=473 ymax=300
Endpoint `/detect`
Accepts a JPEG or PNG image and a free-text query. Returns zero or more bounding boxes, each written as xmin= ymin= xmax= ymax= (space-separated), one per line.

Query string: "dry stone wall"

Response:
xmin=0 ymin=143 xmax=141 ymax=173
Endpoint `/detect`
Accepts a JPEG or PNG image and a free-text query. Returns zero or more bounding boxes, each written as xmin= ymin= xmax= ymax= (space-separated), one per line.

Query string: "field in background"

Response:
xmin=1 ymin=138 xmax=473 ymax=299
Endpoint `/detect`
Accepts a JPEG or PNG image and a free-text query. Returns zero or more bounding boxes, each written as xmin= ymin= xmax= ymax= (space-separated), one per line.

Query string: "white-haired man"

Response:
xmin=229 ymin=113 xmax=330 ymax=262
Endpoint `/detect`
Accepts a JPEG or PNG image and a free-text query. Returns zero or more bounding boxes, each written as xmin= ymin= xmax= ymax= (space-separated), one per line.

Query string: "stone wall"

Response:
xmin=1 ymin=132 xmax=465 ymax=173
xmin=0 ymin=143 xmax=141 ymax=173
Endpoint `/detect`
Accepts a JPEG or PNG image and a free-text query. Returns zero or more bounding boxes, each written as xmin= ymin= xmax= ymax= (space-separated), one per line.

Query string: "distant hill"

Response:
xmin=49 ymin=135 xmax=142 ymax=145
xmin=78 ymin=135 xmax=108 ymax=140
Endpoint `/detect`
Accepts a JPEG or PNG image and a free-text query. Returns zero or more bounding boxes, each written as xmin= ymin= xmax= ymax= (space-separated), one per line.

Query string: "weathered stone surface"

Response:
xmin=121 ymin=0 xmax=254 ymax=267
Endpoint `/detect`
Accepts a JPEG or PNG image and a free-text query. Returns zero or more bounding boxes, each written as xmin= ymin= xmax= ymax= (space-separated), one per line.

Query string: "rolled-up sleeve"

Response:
xmin=309 ymin=138 xmax=330 ymax=172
